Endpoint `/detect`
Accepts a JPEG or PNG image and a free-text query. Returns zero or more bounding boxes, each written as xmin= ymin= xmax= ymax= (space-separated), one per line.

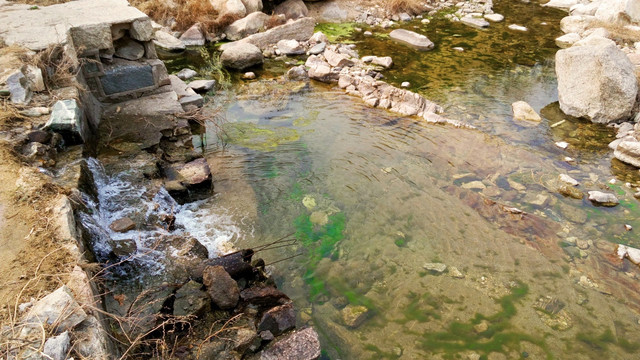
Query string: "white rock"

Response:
xmin=153 ymin=30 xmax=186 ymax=51
xmin=614 ymin=140 xmax=640 ymax=167
xmin=176 ymin=68 xmax=197 ymax=80
xmin=243 ymin=72 xmax=256 ymax=79
xmin=560 ymin=15 xmax=596 ymax=34
xmin=277 ymin=39 xmax=305 ymax=55
xmin=555 ymin=33 xmax=581 ymax=48
xmin=179 ymin=23 xmax=206 ymax=46
xmin=25 ymin=65 xmax=45 ymax=92
xmin=543 ymin=0 xmax=579 ymax=10
xmin=210 ymin=0 xmax=247 ymax=17
xmin=556 ymin=36 xmax=638 ymax=123
xmin=595 ymin=0 xmax=640 ymax=24
xmin=461 ymin=16 xmax=490 ymax=28
xmin=309 ymin=31 xmax=329 ymax=44
xmin=555 ymin=141 xmax=569 ymax=149
xmin=21 ymin=286 xmax=87 ymax=336
xmin=423 ymin=263 xmax=447 ymax=273
xmin=401 ymin=81 xmax=410 ymax=88
xmin=559 ymin=174 xmax=579 ymax=186
xmin=221 ymin=42 xmax=264 ymax=70
xmin=389 ymin=29 xmax=434 ymax=51
xmin=512 ymin=101 xmax=541 ymax=122
xmin=43 ymin=331 xmax=70 ymax=360
xmin=188 ymin=79 xmax=216 ymax=93
xmin=587 ymin=191 xmax=619 ymax=206
xmin=224 ymin=11 xmax=271 ymax=41
xmin=618 ymin=244 xmax=640 ymax=264
xmin=508 ymin=24 xmax=528 ymax=31
xmin=484 ymin=13 xmax=504 ymax=22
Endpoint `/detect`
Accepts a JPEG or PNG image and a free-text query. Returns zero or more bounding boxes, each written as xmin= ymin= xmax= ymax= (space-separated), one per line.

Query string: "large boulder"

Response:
xmin=222 ymin=17 xmax=315 ymax=50
xmin=225 ymin=11 xmax=271 ymax=41
xmin=595 ymin=0 xmax=640 ymax=24
xmin=202 ymin=265 xmax=240 ymax=309
xmin=560 ymin=15 xmax=596 ymax=34
xmin=274 ymin=0 xmax=309 ymax=20
xmin=221 ymin=42 xmax=264 ymax=70
xmin=556 ymin=36 xmax=638 ymax=123
xmin=389 ymin=29 xmax=434 ymax=51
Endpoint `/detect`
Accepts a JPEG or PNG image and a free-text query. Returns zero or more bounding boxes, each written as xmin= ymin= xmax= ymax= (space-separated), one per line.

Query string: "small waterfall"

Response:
xmin=78 ymin=157 xmax=243 ymax=279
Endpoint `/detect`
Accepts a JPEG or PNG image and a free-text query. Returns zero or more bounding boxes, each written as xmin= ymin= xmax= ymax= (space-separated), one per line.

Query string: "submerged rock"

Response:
xmin=258 ymin=303 xmax=296 ymax=336
xmin=461 ymin=16 xmax=490 ymax=28
xmin=423 ymin=263 xmax=447 ymax=273
xmin=389 ymin=29 xmax=434 ymax=51
xmin=109 ymin=217 xmax=136 ymax=233
xmin=512 ymin=101 xmax=541 ymax=122
xmin=341 ymin=305 xmax=370 ymax=328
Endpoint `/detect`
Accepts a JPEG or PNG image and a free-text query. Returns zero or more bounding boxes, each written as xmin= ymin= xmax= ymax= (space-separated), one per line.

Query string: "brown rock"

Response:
xmin=109 ymin=217 xmax=136 ymax=233
xmin=240 ymin=285 xmax=290 ymax=308
xmin=203 ymin=265 xmax=239 ymax=309
xmin=258 ymin=303 xmax=296 ymax=336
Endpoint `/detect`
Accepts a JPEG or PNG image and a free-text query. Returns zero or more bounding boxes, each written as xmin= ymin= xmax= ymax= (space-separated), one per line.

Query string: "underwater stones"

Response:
xmin=508 ymin=24 xmax=528 ymax=31
xmin=556 ymin=36 xmax=637 ymax=123
xmin=423 ymin=263 xmax=447 ymax=274
xmin=309 ymin=211 xmax=329 ymax=226
xmin=341 ymin=305 xmax=370 ymax=328
xmin=203 ymin=265 xmax=240 ymax=309
xmin=173 ymin=280 xmax=209 ymax=317
xmin=449 ymin=267 xmax=465 ymax=279
xmin=587 ymin=191 xmax=619 ymax=206
xmin=302 ymin=195 xmax=316 ymax=210
xmin=558 ymin=185 xmax=583 ymax=200
xmin=462 ymin=181 xmax=486 ymax=190
xmin=109 ymin=217 xmax=136 ymax=233
xmin=110 ymin=238 xmax=137 ymax=257
xmin=389 ymin=29 xmax=434 ymax=51
xmin=511 ymin=101 xmax=541 ymax=122
xmin=221 ymin=42 xmax=264 ymax=70
xmin=258 ymin=303 xmax=296 ymax=336
xmin=258 ymin=327 xmax=321 ymax=360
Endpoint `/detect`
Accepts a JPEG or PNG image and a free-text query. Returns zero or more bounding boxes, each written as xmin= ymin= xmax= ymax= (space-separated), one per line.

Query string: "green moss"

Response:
xmin=315 ymin=22 xmax=359 ymax=42
xmin=576 ymin=328 xmax=640 ymax=353
xmin=222 ymin=123 xmax=300 ymax=151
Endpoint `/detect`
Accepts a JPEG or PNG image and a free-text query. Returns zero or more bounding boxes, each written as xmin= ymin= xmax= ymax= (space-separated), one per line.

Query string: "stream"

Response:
xmin=151 ymin=0 xmax=640 ymax=358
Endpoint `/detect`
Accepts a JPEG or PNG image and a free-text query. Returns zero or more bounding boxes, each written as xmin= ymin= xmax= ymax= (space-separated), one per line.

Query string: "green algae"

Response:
xmin=315 ymin=22 xmax=359 ymax=43
xmin=576 ymin=328 xmax=640 ymax=354
xmin=408 ymin=283 xmax=553 ymax=359
xmin=221 ymin=123 xmax=300 ymax=151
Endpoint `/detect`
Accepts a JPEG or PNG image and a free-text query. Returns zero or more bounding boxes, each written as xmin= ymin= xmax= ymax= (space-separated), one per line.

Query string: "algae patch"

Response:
xmin=222 ymin=123 xmax=300 ymax=151
xmin=315 ymin=22 xmax=359 ymax=42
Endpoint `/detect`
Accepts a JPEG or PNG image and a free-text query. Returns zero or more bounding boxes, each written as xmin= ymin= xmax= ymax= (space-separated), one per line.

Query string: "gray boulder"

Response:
xmin=43 ymin=331 xmax=70 ymax=360
xmin=221 ymin=42 xmax=264 ymax=70
xmin=222 ymin=17 xmax=315 ymax=50
xmin=556 ymin=36 xmax=637 ymax=123
xmin=203 ymin=265 xmax=240 ymax=309
xmin=177 ymin=68 xmax=197 ymax=80
xmin=130 ymin=18 xmax=155 ymax=42
xmin=389 ymin=29 xmax=434 ymax=51
xmin=259 ymin=327 xmax=321 ymax=360
xmin=286 ymin=65 xmax=309 ymax=81
xmin=21 ymin=286 xmax=87 ymax=336
xmin=173 ymin=280 xmax=209 ymax=317
xmin=274 ymin=0 xmax=309 ymax=20
xmin=225 ymin=12 xmax=271 ymax=41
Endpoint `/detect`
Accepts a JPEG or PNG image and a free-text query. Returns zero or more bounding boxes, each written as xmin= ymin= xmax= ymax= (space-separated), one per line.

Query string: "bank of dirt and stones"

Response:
xmin=2 ymin=0 xmax=640 ymax=359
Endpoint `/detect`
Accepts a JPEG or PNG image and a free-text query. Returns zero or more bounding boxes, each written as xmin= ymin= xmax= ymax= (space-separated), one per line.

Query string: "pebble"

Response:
xmin=449 ymin=266 xmax=465 ymax=278
xmin=401 ymin=81 xmax=410 ymax=88
xmin=555 ymin=141 xmax=569 ymax=149
xmin=421 ymin=19 xmax=430 ymax=24
xmin=508 ymin=24 xmax=528 ymax=31
xmin=423 ymin=263 xmax=447 ymax=273
xmin=576 ymin=239 xmax=590 ymax=250
xmin=364 ymin=31 xmax=373 ymax=36
xmin=625 ymin=224 xmax=633 ymax=231
xmin=243 ymin=72 xmax=256 ymax=80
xmin=559 ymin=174 xmax=579 ymax=186
xmin=453 ymin=47 xmax=464 ymax=52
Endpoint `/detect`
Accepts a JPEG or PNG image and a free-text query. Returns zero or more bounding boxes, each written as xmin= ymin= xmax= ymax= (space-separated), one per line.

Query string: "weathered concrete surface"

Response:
xmin=0 ymin=0 xmax=148 ymax=50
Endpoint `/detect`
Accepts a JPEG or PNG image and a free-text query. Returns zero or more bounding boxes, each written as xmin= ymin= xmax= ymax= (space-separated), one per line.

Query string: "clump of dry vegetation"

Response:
xmin=264 ymin=14 xmax=286 ymax=30
xmin=31 ymin=45 xmax=79 ymax=91
xmin=385 ymin=0 xmax=428 ymax=16
xmin=592 ymin=20 xmax=640 ymax=44
xmin=131 ymin=0 xmax=237 ymax=33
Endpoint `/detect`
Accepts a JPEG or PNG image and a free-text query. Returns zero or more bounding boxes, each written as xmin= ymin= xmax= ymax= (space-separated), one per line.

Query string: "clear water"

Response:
xmin=163 ymin=0 xmax=640 ymax=358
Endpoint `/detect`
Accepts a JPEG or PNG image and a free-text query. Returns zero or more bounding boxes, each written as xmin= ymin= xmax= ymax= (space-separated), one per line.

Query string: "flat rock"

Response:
xmin=21 ymin=286 xmax=87 ymax=335
xmin=109 ymin=217 xmax=136 ymax=232
xmin=587 ymin=191 xmax=619 ymax=207
xmin=555 ymin=33 xmax=581 ymax=48
xmin=614 ymin=140 xmax=640 ymax=168
xmin=512 ymin=101 xmax=541 ymax=122
xmin=179 ymin=94 xmax=204 ymax=109
xmin=221 ymin=42 xmax=264 ymax=70
xmin=177 ymin=68 xmax=198 ymax=80
xmin=188 ymin=79 xmax=216 ymax=93
xmin=389 ymin=29 xmax=434 ymax=51
xmin=203 ymin=265 xmax=239 ymax=309
xmin=223 ymin=17 xmax=315 ymax=51
xmin=259 ymin=327 xmax=321 ymax=360
xmin=423 ymin=262 xmax=447 ymax=273
xmin=154 ymin=30 xmax=186 ymax=52
xmin=324 ymin=48 xmax=354 ymax=67
xmin=307 ymin=42 xmax=326 ymax=55
xmin=173 ymin=280 xmax=209 ymax=317
xmin=461 ymin=16 xmax=490 ymax=28
xmin=508 ymin=24 xmax=528 ymax=31
xmin=484 ymin=13 xmax=504 ymax=22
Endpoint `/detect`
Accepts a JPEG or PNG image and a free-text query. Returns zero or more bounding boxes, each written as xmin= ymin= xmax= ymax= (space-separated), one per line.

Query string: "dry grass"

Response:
xmin=131 ymin=0 xmax=221 ymax=32
xmin=591 ymin=20 xmax=640 ymax=44
xmin=31 ymin=44 xmax=79 ymax=91
xmin=385 ymin=0 xmax=428 ymax=16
